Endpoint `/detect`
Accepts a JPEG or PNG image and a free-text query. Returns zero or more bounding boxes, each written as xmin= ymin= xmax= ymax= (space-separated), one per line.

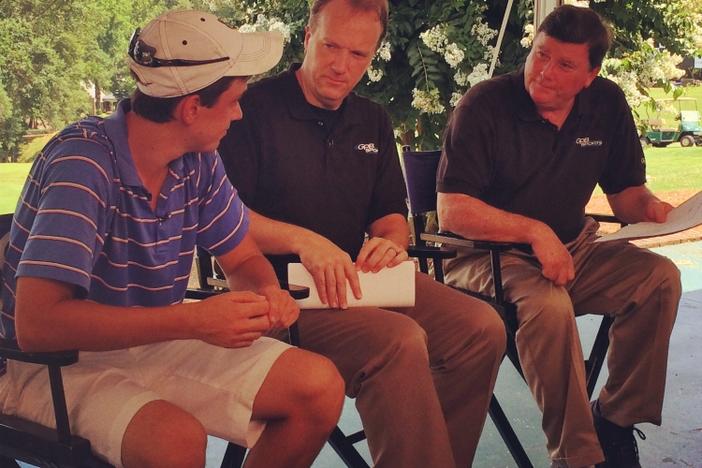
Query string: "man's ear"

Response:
xmin=176 ymin=94 xmax=202 ymax=125
xmin=303 ymin=25 xmax=311 ymax=50
xmin=584 ymin=65 xmax=601 ymax=88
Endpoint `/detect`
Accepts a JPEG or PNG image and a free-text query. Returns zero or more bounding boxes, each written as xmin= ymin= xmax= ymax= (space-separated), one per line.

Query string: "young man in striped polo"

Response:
xmin=0 ymin=10 xmax=343 ymax=468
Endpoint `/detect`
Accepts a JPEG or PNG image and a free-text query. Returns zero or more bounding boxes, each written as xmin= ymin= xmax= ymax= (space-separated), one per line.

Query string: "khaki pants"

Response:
xmin=273 ymin=271 xmax=505 ymax=468
xmin=444 ymin=218 xmax=681 ymax=467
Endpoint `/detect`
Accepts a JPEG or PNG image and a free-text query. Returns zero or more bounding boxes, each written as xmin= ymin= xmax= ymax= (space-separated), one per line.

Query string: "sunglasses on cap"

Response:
xmin=128 ymin=28 xmax=230 ymax=68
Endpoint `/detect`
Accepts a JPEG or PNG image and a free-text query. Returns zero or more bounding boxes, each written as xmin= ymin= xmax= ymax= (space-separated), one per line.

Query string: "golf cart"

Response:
xmin=641 ymin=97 xmax=702 ymax=147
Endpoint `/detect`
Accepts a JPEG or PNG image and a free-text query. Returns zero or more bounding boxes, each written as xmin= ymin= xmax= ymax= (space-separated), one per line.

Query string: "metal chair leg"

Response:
xmin=219 ymin=442 xmax=247 ymax=468
xmin=489 ymin=395 xmax=534 ymax=468
xmin=327 ymin=427 xmax=369 ymax=468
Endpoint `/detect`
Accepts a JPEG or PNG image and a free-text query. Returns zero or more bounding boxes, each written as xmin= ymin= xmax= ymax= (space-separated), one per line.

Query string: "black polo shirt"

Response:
xmin=437 ymin=69 xmax=646 ymax=243
xmin=219 ymin=64 xmax=407 ymax=259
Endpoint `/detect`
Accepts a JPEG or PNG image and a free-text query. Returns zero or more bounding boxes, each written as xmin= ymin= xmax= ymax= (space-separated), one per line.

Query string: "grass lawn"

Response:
xmin=643 ymin=145 xmax=702 ymax=191
xmin=0 ymin=163 xmax=30 ymax=214
xmin=18 ymin=133 xmax=55 ymax=162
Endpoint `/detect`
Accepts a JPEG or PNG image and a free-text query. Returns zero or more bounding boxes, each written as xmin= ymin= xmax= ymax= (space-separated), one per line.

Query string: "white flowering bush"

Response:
xmin=351 ymin=0 xmax=536 ymax=148
xmin=199 ymin=0 xmax=536 ymax=148
xmin=600 ymin=38 xmax=686 ymax=132
xmin=238 ymin=13 xmax=292 ymax=43
xmin=198 ymin=0 xmax=699 ymax=149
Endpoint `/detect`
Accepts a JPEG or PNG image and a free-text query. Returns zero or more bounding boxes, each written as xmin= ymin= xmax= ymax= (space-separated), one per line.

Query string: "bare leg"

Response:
xmin=121 ymin=399 xmax=207 ymax=468
xmin=245 ymin=348 xmax=344 ymax=468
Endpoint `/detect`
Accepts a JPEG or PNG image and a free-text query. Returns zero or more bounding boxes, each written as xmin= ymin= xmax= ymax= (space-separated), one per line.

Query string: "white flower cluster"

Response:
xmin=377 ymin=41 xmax=392 ymax=62
xmin=640 ymin=52 xmax=685 ymax=86
xmin=367 ymin=66 xmax=384 ymax=82
xmin=602 ymin=69 xmax=647 ymax=109
xmin=411 ymin=88 xmax=445 ymax=114
xmin=520 ymin=24 xmax=535 ymax=49
xmin=420 ymin=25 xmax=465 ymax=68
xmin=466 ymin=63 xmax=490 ymax=87
xmin=450 ymin=92 xmax=464 ymax=108
xmin=454 ymin=70 xmax=469 ymax=87
xmin=420 ymin=25 xmax=449 ymax=53
xmin=238 ymin=14 xmax=292 ymax=43
xmin=471 ymin=19 xmax=498 ymax=47
xmin=483 ymin=44 xmax=496 ymax=62
xmin=444 ymin=43 xmax=465 ymax=68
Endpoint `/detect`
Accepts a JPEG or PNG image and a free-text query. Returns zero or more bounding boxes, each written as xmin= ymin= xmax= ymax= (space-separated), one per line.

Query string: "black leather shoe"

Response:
xmin=592 ymin=400 xmax=645 ymax=468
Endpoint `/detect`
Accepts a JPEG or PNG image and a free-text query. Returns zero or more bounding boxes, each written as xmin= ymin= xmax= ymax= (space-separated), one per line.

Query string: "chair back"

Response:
xmin=401 ymin=146 xmax=442 ymax=216
xmin=0 ymin=214 xmax=12 ymax=310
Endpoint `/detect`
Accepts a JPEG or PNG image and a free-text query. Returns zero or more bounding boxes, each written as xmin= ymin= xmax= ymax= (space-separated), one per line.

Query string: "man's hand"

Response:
xmin=355 ymin=237 xmax=408 ymax=273
xmin=644 ymin=199 xmax=674 ymax=223
xmin=530 ymin=229 xmax=574 ymax=287
xmin=298 ymin=235 xmax=362 ymax=309
xmin=259 ymin=285 xmax=299 ymax=329
xmin=195 ymin=291 xmax=272 ymax=348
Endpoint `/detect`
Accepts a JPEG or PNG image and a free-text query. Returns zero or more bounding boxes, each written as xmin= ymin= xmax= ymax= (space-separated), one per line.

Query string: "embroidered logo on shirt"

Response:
xmin=575 ymin=137 xmax=603 ymax=147
xmin=356 ymin=143 xmax=379 ymax=154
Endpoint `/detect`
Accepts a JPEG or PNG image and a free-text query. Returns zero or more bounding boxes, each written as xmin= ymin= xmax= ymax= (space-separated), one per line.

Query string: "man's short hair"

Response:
xmin=538 ymin=5 xmax=612 ymax=69
xmin=308 ymin=0 xmax=389 ymax=48
xmin=130 ymin=76 xmax=238 ymax=123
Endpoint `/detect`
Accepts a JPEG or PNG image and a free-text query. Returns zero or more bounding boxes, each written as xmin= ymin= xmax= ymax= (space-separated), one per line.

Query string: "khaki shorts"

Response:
xmin=0 ymin=337 xmax=291 ymax=467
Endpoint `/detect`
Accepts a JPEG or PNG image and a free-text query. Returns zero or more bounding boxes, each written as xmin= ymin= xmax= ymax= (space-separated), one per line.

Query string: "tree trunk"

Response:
xmin=94 ymin=80 xmax=102 ymax=115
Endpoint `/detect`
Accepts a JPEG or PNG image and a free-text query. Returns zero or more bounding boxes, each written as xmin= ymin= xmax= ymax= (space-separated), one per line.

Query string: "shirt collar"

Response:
xmin=104 ymin=100 xmax=143 ymax=188
xmin=104 ymin=99 xmax=186 ymax=189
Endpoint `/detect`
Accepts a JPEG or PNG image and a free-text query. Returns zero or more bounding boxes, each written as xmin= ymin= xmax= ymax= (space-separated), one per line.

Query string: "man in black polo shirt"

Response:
xmin=218 ymin=0 xmax=507 ymax=466
xmin=437 ymin=5 xmax=681 ymax=468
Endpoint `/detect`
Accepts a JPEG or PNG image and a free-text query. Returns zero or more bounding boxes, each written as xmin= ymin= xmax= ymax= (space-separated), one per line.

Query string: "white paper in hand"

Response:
xmin=287 ymin=261 xmax=416 ymax=309
xmin=595 ymin=190 xmax=702 ymax=243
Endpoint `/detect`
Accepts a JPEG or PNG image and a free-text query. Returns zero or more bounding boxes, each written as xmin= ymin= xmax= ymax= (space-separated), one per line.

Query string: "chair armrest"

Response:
xmin=278 ymin=282 xmax=310 ymax=300
xmin=588 ymin=213 xmax=624 ymax=226
xmin=0 ymin=338 xmax=78 ymax=366
xmin=421 ymin=232 xmax=532 ymax=254
xmin=185 ymin=280 xmax=309 ymax=301
xmin=407 ymin=244 xmax=457 ymax=260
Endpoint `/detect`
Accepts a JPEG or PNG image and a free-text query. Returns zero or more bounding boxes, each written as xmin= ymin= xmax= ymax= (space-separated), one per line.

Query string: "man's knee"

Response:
xmin=479 ymin=306 xmax=508 ymax=354
xmin=122 ymin=400 xmax=207 ymax=468
xmin=268 ymin=349 xmax=344 ymax=430
xmin=516 ymin=287 xmax=575 ymax=332
xmin=378 ymin=313 xmax=430 ymax=363
xmin=650 ymin=255 xmax=681 ymax=295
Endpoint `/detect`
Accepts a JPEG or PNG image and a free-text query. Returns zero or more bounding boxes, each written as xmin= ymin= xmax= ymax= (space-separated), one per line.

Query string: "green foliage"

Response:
xmin=0 ymin=0 xmax=189 ymax=159
xmin=197 ymin=0 xmax=531 ymax=149
xmin=591 ymin=0 xmax=699 ymax=57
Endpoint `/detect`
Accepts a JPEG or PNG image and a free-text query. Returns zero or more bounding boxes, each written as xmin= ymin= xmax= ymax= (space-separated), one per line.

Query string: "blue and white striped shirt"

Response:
xmin=1 ymin=100 xmax=248 ymax=374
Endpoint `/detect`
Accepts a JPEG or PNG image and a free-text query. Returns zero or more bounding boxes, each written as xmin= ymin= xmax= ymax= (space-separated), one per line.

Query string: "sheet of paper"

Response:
xmin=595 ymin=190 xmax=702 ymax=243
xmin=287 ymin=261 xmax=416 ymax=309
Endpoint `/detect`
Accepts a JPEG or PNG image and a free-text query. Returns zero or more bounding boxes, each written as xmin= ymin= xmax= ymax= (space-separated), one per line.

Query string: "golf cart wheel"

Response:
xmin=680 ymin=135 xmax=695 ymax=147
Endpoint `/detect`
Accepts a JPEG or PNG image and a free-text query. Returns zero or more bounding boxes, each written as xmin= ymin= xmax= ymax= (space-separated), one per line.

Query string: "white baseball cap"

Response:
xmin=128 ymin=10 xmax=284 ymax=98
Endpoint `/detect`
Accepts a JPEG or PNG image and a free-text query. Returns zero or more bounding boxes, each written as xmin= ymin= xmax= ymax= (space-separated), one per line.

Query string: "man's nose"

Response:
xmin=232 ymin=103 xmax=243 ymax=121
xmin=330 ymin=50 xmax=349 ymax=73
xmin=540 ymin=61 xmax=555 ymax=80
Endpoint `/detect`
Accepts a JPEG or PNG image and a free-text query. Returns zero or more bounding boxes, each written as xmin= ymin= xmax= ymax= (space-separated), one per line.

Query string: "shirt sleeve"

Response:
xmin=196 ymin=153 xmax=250 ymax=258
xmin=437 ymin=89 xmax=496 ymax=197
xmin=598 ymin=86 xmax=647 ymax=194
xmin=15 ymin=142 xmax=113 ymax=295
xmin=365 ymin=109 xmax=409 ymax=226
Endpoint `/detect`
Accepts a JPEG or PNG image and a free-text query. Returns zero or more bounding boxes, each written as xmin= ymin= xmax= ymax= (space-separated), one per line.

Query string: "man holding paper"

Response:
xmin=437 ymin=5 xmax=681 ymax=467
xmin=218 ymin=0 xmax=506 ymax=466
